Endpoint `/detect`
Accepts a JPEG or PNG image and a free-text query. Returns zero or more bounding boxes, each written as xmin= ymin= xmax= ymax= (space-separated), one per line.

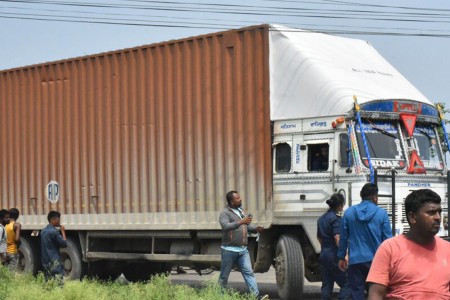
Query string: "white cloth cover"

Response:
xmin=269 ymin=25 xmax=432 ymax=120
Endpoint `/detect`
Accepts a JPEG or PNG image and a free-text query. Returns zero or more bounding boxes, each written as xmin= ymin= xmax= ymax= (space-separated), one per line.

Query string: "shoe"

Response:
xmin=259 ymin=295 xmax=269 ymax=300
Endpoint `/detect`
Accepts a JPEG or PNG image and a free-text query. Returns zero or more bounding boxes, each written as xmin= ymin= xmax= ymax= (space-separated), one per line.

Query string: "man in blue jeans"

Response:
xmin=337 ymin=183 xmax=392 ymax=299
xmin=219 ymin=191 xmax=268 ymax=300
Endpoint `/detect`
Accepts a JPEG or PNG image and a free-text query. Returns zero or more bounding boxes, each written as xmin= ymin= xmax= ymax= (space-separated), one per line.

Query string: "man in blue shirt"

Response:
xmin=337 ymin=183 xmax=392 ymax=299
xmin=41 ymin=210 xmax=67 ymax=280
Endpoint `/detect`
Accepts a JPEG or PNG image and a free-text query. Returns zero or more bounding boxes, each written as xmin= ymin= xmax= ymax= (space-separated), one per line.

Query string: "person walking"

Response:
xmin=218 ymin=190 xmax=268 ymax=300
xmin=5 ymin=208 xmax=21 ymax=271
xmin=317 ymin=194 xmax=350 ymax=300
xmin=367 ymin=189 xmax=450 ymax=299
xmin=41 ymin=210 xmax=67 ymax=281
xmin=337 ymin=183 xmax=392 ymax=299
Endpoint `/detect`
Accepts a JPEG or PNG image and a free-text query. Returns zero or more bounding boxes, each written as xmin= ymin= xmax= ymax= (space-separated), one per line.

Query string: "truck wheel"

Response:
xmin=274 ymin=234 xmax=304 ymax=300
xmin=60 ymin=238 xmax=86 ymax=280
xmin=18 ymin=237 xmax=39 ymax=275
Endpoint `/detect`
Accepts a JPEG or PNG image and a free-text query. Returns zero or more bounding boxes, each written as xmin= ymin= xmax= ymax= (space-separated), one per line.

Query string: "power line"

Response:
xmin=4 ymin=0 xmax=450 ymax=19
xmin=1 ymin=0 xmax=450 ymax=37
xmin=4 ymin=2 xmax=449 ymax=34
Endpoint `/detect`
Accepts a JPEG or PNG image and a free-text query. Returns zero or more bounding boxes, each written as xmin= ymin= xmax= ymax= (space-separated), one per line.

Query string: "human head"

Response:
xmin=8 ymin=208 xmax=20 ymax=220
xmin=226 ymin=190 xmax=242 ymax=209
xmin=405 ymin=189 xmax=441 ymax=230
xmin=0 ymin=209 xmax=9 ymax=226
xmin=326 ymin=193 xmax=345 ymax=211
xmin=320 ymin=146 xmax=328 ymax=157
xmin=360 ymin=183 xmax=379 ymax=203
xmin=47 ymin=210 xmax=61 ymax=227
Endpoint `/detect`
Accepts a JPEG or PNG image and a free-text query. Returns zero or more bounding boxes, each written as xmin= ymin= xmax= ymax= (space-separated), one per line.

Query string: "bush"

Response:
xmin=0 ymin=266 xmax=256 ymax=300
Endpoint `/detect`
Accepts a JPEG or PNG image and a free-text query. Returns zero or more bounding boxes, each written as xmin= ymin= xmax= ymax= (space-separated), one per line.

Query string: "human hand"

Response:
xmin=255 ymin=226 xmax=264 ymax=233
xmin=338 ymin=259 xmax=348 ymax=271
xmin=240 ymin=216 xmax=253 ymax=225
xmin=59 ymin=225 xmax=67 ymax=240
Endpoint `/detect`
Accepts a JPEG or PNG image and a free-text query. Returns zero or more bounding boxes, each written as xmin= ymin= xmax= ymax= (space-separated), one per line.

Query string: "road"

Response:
xmin=169 ymin=267 xmax=339 ymax=300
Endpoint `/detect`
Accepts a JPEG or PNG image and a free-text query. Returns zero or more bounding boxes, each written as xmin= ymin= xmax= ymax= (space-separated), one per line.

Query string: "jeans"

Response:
xmin=219 ymin=248 xmax=259 ymax=297
xmin=348 ymin=262 xmax=371 ymax=300
xmin=320 ymin=263 xmax=351 ymax=300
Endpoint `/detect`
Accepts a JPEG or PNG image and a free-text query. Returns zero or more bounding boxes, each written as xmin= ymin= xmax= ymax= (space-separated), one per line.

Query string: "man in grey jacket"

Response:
xmin=218 ymin=190 xmax=267 ymax=300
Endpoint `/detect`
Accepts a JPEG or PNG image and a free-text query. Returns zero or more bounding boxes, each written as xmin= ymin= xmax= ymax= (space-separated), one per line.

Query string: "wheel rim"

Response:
xmin=61 ymin=253 xmax=72 ymax=276
xmin=274 ymin=252 xmax=286 ymax=286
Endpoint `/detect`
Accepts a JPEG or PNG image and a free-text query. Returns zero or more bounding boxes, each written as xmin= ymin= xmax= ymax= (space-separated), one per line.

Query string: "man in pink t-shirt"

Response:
xmin=367 ymin=189 xmax=450 ymax=300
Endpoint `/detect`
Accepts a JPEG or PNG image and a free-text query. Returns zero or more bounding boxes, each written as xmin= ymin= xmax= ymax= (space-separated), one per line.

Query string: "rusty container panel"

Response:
xmin=0 ymin=25 xmax=272 ymax=230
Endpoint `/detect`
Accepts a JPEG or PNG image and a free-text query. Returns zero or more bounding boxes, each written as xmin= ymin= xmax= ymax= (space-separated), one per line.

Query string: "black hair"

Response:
xmin=326 ymin=193 xmax=345 ymax=209
xmin=226 ymin=191 xmax=238 ymax=205
xmin=47 ymin=210 xmax=61 ymax=223
xmin=8 ymin=208 xmax=19 ymax=219
xmin=0 ymin=209 xmax=8 ymax=219
xmin=360 ymin=183 xmax=378 ymax=199
xmin=405 ymin=189 xmax=441 ymax=224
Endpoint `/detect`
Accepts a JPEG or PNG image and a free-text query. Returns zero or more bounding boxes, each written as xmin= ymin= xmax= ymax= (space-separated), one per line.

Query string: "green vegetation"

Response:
xmin=0 ymin=267 xmax=254 ymax=300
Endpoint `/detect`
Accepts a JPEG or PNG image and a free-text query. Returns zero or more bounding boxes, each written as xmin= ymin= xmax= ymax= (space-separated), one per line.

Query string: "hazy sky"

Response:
xmin=1 ymin=0 xmax=449 ymax=108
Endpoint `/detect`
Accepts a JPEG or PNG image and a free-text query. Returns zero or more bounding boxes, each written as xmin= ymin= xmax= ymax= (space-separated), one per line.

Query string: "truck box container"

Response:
xmin=0 ymin=25 xmax=272 ymax=230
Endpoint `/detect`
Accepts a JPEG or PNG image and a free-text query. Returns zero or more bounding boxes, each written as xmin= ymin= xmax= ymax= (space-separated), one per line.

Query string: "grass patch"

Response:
xmin=0 ymin=266 xmax=255 ymax=300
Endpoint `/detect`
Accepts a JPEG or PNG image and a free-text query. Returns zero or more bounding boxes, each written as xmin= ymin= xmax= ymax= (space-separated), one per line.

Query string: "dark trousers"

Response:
xmin=347 ymin=262 xmax=371 ymax=300
xmin=43 ymin=262 xmax=64 ymax=285
xmin=320 ymin=263 xmax=351 ymax=300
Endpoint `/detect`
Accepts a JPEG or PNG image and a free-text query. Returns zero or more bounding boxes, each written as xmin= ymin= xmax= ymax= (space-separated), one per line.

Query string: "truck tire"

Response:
xmin=274 ymin=234 xmax=304 ymax=300
xmin=18 ymin=237 xmax=39 ymax=275
xmin=60 ymin=238 xmax=86 ymax=280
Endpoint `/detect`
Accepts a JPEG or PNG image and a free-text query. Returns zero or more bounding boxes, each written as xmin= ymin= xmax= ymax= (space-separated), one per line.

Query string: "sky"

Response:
xmin=1 ymin=0 xmax=449 ymax=109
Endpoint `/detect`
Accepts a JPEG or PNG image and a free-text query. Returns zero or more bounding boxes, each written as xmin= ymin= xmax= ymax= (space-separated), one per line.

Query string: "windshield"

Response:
xmin=355 ymin=121 xmax=406 ymax=169
xmin=412 ymin=125 xmax=444 ymax=170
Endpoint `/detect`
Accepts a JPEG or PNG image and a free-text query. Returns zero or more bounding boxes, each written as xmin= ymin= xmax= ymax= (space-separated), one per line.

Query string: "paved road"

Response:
xmin=169 ymin=267 xmax=338 ymax=300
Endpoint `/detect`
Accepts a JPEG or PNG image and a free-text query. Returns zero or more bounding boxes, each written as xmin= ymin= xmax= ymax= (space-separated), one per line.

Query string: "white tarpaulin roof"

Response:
xmin=269 ymin=24 xmax=433 ymax=120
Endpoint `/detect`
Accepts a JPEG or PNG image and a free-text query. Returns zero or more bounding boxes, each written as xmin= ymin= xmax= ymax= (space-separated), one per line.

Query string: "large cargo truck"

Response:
xmin=0 ymin=24 xmax=448 ymax=299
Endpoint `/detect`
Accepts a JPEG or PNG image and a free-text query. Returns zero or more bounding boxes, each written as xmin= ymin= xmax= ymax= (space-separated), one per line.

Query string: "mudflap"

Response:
xmin=253 ymin=230 xmax=274 ymax=273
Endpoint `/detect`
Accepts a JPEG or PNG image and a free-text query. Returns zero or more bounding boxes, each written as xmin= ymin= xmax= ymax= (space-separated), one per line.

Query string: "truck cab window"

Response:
xmin=355 ymin=121 xmax=406 ymax=169
xmin=309 ymin=143 xmax=329 ymax=171
xmin=339 ymin=134 xmax=353 ymax=168
xmin=275 ymin=143 xmax=292 ymax=173
xmin=412 ymin=125 xmax=444 ymax=170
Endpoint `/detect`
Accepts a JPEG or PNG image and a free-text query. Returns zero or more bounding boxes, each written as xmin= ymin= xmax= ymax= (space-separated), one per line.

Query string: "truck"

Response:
xmin=0 ymin=24 xmax=448 ymax=300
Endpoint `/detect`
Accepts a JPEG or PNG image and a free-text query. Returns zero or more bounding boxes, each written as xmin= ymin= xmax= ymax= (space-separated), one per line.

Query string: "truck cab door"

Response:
xmin=301 ymin=134 xmax=335 ymax=204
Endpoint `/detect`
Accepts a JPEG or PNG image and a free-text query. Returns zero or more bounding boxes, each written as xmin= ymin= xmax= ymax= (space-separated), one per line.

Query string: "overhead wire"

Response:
xmin=1 ymin=0 xmax=450 ymax=37
xmin=4 ymin=0 xmax=450 ymax=19
xmin=4 ymin=2 xmax=449 ymax=35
